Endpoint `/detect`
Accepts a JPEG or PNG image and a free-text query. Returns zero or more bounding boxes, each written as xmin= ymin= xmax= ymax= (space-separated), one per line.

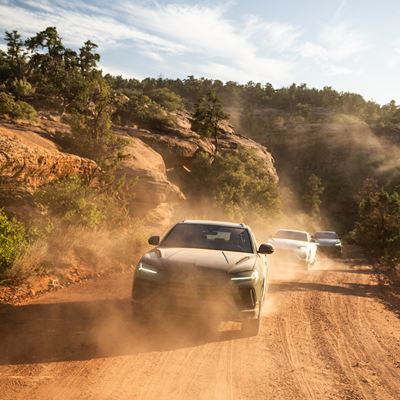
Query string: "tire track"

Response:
xmin=1 ymin=253 xmax=400 ymax=400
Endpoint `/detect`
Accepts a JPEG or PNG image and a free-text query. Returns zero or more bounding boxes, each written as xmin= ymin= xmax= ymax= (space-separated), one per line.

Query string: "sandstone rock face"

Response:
xmin=116 ymin=136 xmax=185 ymax=221
xmin=0 ymin=124 xmax=98 ymax=194
xmin=0 ymin=109 xmax=277 ymax=228
xmin=0 ymin=120 xmax=185 ymax=228
xmin=121 ymin=110 xmax=278 ymax=183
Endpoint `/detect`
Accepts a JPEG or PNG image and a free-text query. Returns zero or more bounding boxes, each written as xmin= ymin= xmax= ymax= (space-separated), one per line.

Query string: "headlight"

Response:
xmin=296 ymin=246 xmax=307 ymax=256
xmin=335 ymin=242 xmax=342 ymax=247
xmin=231 ymin=270 xmax=259 ymax=282
xmin=137 ymin=262 xmax=158 ymax=274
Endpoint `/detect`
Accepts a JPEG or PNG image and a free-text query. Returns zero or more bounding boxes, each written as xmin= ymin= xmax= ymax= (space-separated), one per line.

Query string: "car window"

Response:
xmin=315 ymin=232 xmax=338 ymax=239
xmin=161 ymin=224 xmax=253 ymax=253
xmin=274 ymin=230 xmax=308 ymax=241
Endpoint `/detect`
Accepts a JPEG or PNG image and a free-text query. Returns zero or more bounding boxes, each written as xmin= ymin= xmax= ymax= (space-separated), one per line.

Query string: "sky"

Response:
xmin=0 ymin=0 xmax=399 ymax=105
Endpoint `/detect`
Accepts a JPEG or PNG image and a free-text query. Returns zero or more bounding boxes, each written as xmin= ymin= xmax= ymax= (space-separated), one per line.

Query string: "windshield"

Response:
xmin=161 ymin=223 xmax=253 ymax=253
xmin=274 ymin=230 xmax=308 ymax=241
xmin=315 ymin=232 xmax=339 ymax=239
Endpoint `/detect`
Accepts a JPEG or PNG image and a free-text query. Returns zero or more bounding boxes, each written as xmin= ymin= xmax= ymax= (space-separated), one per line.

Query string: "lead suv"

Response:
xmin=131 ymin=220 xmax=274 ymax=336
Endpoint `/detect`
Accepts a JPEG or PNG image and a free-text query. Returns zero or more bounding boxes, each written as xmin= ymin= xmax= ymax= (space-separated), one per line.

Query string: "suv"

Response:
xmin=269 ymin=229 xmax=318 ymax=270
xmin=131 ymin=220 xmax=274 ymax=336
xmin=313 ymin=231 xmax=342 ymax=257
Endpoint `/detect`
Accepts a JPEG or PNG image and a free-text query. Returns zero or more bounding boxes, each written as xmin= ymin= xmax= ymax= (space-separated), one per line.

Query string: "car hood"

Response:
xmin=316 ymin=239 xmax=341 ymax=246
xmin=269 ymin=238 xmax=308 ymax=250
xmin=141 ymin=247 xmax=257 ymax=273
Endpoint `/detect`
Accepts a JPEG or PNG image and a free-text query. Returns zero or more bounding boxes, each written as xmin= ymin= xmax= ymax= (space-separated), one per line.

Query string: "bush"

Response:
xmin=0 ymin=91 xmax=37 ymax=120
xmin=114 ymin=92 xmax=176 ymax=130
xmin=16 ymin=100 xmax=37 ymax=120
xmin=35 ymin=176 xmax=104 ymax=229
xmin=10 ymin=78 xmax=35 ymax=98
xmin=353 ymin=179 xmax=400 ymax=270
xmin=187 ymin=147 xmax=280 ymax=221
xmin=146 ymin=88 xmax=184 ymax=111
xmin=0 ymin=210 xmax=27 ymax=279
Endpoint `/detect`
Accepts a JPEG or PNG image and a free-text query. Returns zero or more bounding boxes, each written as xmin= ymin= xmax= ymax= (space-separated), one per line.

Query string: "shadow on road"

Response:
xmin=0 ymin=298 xmax=244 ymax=365
xmin=269 ymin=271 xmax=400 ymax=320
xmin=269 ymin=280 xmax=380 ymax=298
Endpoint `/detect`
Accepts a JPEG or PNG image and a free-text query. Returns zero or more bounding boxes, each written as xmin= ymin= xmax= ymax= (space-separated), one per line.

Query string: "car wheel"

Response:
xmin=241 ymin=304 xmax=261 ymax=337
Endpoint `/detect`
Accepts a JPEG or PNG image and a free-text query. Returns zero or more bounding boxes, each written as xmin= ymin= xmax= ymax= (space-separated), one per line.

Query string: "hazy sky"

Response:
xmin=1 ymin=0 xmax=399 ymax=104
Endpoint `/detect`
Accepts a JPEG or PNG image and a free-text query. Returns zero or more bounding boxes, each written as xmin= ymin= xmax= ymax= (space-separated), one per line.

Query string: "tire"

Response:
xmin=241 ymin=317 xmax=261 ymax=337
xmin=241 ymin=302 xmax=261 ymax=337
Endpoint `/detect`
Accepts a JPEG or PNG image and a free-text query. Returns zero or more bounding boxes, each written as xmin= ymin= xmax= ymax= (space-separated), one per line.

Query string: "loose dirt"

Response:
xmin=1 ymin=247 xmax=399 ymax=400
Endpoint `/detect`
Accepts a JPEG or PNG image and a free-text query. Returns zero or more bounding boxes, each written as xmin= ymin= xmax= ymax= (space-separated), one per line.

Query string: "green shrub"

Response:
xmin=353 ymin=179 xmax=400 ymax=270
xmin=271 ymin=115 xmax=286 ymax=131
xmin=0 ymin=210 xmax=27 ymax=279
xmin=10 ymin=78 xmax=35 ymax=98
xmin=0 ymin=91 xmax=37 ymax=120
xmin=16 ymin=100 xmax=37 ymax=120
xmin=35 ymin=176 xmax=104 ymax=229
xmin=147 ymin=88 xmax=184 ymax=111
xmin=188 ymin=147 xmax=280 ymax=221
xmin=114 ymin=92 xmax=176 ymax=130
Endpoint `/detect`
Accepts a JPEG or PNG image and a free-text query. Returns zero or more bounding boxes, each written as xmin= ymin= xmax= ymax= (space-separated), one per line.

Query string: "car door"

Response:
xmin=309 ymin=239 xmax=317 ymax=263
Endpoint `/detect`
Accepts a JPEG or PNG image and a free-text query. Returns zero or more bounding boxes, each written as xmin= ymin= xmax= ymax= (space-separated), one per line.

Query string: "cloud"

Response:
xmin=0 ymin=1 xmax=368 ymax=85
xmin=99 ymin=62 xmax=144 ymax=80
xmin=323 ymin=64 xmax=353 ymax=76
xmin=141 ymin=50 xmax=164 ymax=63
xmin=118 ymin=2 xmax=295 ymax=83
xmin=0 ymin=0 xmax=296 ymax=85
xmin=244 ymin=16 xmax=302 ymax=52
xmin=197 ymin=56 xmax=293 ymax=84
xmin=333 ymin=0 xmax=347 ymax=20
xmin=298 ymin=23 xmax=368 ymax=62
xmin=0 ymin=1 xmax=186 ymax=52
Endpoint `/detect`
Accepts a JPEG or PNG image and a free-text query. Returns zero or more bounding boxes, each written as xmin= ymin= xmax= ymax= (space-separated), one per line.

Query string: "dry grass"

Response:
xmin=5 ymin=221 xmax=150 ymax=284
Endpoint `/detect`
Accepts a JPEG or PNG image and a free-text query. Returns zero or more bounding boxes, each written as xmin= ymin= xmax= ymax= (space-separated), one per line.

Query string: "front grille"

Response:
xmin=163 ymin=267 xmax=230 ymax=301
xmin=133 ymin=265 xmax=258 ymax=315
xmin=274 ymin=248 xmax=302 ymax=259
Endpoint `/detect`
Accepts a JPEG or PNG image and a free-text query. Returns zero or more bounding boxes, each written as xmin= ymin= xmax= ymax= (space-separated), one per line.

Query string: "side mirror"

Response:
xmin=258 ymin=243 xmax=274 ymax=254
xmin=148 ymin=235 xmax=160 ymax=246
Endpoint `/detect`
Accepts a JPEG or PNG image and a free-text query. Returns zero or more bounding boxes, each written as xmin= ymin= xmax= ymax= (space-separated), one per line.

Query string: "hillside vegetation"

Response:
xmin=0 ymin=28 xmax=279 ymax=288
xmin=0 ymin=27 xmax=399 ymax=286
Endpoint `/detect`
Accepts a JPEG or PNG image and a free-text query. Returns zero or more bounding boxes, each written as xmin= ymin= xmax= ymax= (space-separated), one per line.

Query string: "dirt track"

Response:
xmin=1 ymin=249 xmax=400 ymax=400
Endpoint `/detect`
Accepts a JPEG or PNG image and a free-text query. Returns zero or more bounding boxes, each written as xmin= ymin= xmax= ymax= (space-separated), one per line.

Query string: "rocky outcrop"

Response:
xmin=0 ymin=120 xmax=185 ymax=227
xmin=120 ymin=110 xmax=278 ymax=183
xmin=116 ymin=136 xmax=185 ymax=222
xmin=0 ymin=124 xmax=98 ymax=195
xmin=0 ymin=107 xmax=278 ymax=227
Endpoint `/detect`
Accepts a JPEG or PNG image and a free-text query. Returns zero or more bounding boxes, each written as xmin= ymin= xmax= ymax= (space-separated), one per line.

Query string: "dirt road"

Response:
xmin=1 ymin=250 xmax=400 ymax=400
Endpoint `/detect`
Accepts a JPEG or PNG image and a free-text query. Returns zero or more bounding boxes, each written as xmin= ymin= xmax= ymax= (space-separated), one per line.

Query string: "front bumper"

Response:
xmin=272 ymin=248 xmax=308 ymax=266
xmin=318 ymin=245 xmax=342 ymax=257
xmin=131 ymin=271 xmax=260 ymax=320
